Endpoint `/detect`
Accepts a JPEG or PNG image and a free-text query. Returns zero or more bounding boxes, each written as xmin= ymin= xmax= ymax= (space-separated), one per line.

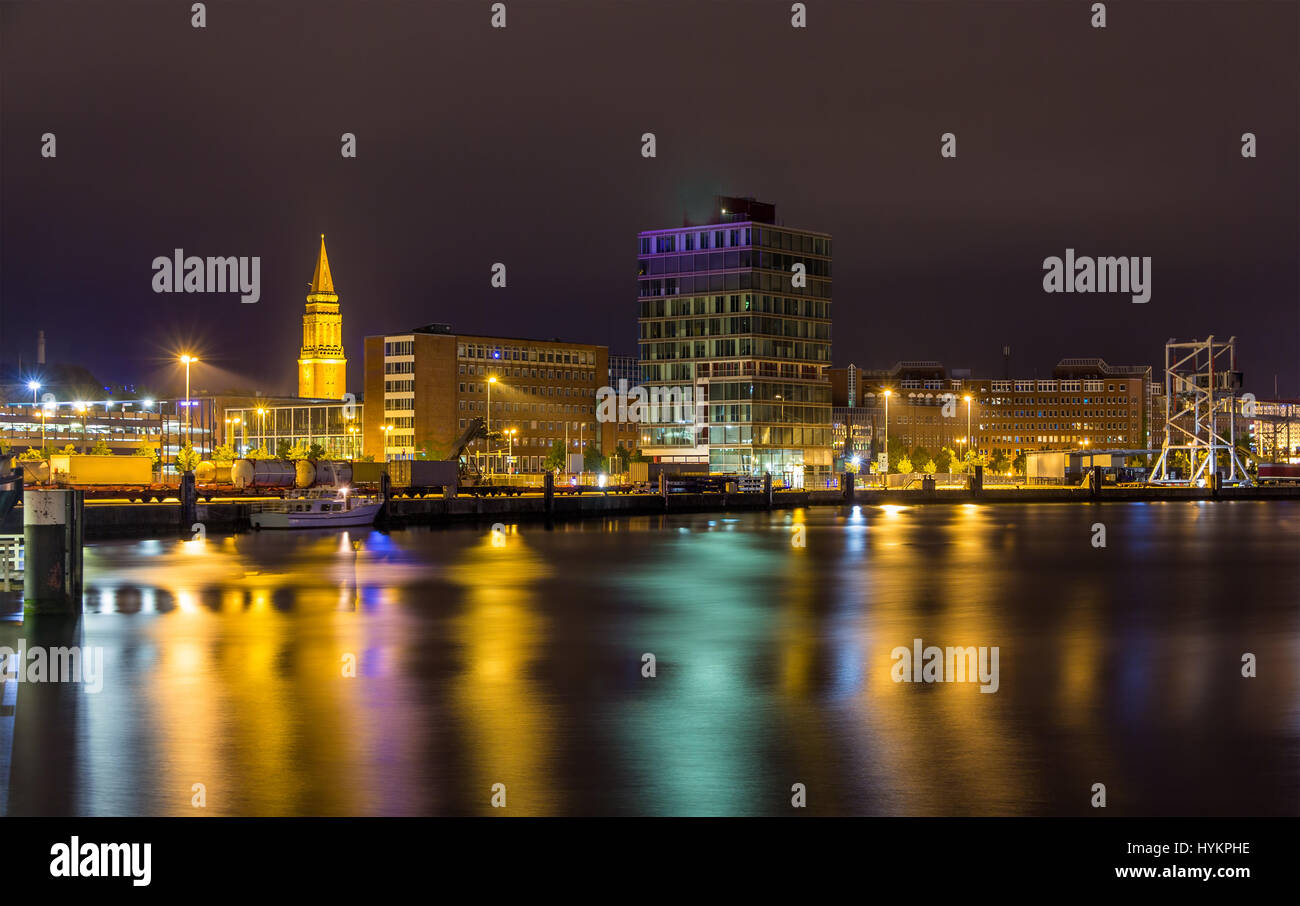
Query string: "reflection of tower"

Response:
xmin=298 ymin=235 xmax=347 ymax=399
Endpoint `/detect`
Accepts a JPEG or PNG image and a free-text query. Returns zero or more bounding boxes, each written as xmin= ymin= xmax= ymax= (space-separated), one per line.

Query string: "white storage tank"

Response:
xmin=230 ymin=459 xmax=296 ymax=489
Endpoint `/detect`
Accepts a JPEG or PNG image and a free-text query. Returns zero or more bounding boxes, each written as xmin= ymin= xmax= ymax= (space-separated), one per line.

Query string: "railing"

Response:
xmin=0 ymin=534 xmax=23 ymax=592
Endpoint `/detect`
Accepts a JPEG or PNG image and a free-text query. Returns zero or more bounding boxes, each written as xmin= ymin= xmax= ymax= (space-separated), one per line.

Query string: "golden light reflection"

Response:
xmin=447 ymin=532 xmax=556 ymax=815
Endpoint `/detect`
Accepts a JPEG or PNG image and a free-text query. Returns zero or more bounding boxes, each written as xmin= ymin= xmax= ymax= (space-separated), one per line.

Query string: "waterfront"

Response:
xmin=3 ymin=501 xmax=1298 ymax=816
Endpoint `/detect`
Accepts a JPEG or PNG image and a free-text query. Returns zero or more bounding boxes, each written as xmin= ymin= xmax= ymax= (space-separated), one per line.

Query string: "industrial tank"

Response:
xmin=312 ymin=460 xmax=353 ymax=487
xmin=294 ymin=460 xmax=316 ymax=489
xmin=195 ymin=462 xmax=232 ymax=484
xmin=230 ymin=459 xmax=296 ymax=489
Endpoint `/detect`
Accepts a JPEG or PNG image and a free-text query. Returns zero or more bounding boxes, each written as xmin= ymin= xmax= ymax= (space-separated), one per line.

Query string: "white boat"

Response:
xmin=249 ymin=487 xmax=383 ymax=529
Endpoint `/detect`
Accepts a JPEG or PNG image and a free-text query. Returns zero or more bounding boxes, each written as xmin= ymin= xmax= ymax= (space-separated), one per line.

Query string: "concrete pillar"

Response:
xmin=23 ymin=489 xmax=83 ymax=615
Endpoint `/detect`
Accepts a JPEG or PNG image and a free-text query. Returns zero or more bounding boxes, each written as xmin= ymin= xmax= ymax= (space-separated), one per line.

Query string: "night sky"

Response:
xmin=2 ymin=1 xmax=1296 ymax=397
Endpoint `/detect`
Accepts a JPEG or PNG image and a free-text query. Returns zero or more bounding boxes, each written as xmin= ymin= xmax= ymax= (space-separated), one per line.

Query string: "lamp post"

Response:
xmin=348 ymin=424 xmax=358 ymax=460
xmin=380 ymin=424 xmax=393 ymax=463
xmin=27 ymin=381 xmax=41 ymax=454
xmin=257 ymin=407 xmax=267 ymax=452
xmin=73 ymin=402 xmax=88 ymax=453
xmin=882 ymin=389 xmax=892 ymax=477
xmin=179 ymin=354 xmax=198 ymax=448
xmin=487 ymin=376 xmax=498 ymax=471
xmin=964 ymin=394 xmax=973 ymax=458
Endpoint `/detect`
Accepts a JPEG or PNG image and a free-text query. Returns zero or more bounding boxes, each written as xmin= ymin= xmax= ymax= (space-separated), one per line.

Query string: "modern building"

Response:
xmin=606 ymin=353 xmax=642 ymax=452
xmin=297 ymin=235 xmax=348 ymax=400
xmin=363 ymin=324 xmax=613 ymax=470
xmin=222 ymin=398 xmax=365 ymax=460
xmin=636 ymin=196 xmax=833 ymax=485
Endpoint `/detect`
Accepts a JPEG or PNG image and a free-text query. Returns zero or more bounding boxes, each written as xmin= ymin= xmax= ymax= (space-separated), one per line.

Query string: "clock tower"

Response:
xmin=298 ymin=234 xmax=348 ymax=399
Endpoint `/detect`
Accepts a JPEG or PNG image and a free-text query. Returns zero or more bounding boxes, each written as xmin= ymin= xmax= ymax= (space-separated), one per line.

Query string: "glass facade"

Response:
xmin=636 ymin=212 xmax=833 ymax=482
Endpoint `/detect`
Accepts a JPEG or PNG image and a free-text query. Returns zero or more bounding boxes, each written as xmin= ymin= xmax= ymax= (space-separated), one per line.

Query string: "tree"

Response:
xmin=1012 ymin=451 xmax=1027 ymax=475
xmin=629 ymin=448 xmax=649 ymax=463
xmin=923 ymin=458 xmax=937 ymax=475
xmin=89 ymin=438 xmax=112 ymax=456
xmin=211 ymin=443 xmax=236 ymax=464
xmin=245 ymin=447 xmax=274 ymax=461
xmin=609 ymin=446 xmax=630 ymax=473
xmin=59 ymin=444 xmax=77 ymax=455
xmin=175 ymin=444 xmax=200 ymax=472
xmin=989 ymin=450 xmax=1010 ymax=473
xmin=0 ymin=438 xmax=9 ymax=455
xmin=583 ymin=444 xmax=603 ymax=472
xmin=307 ymin=443 xmax=326 ymax=462
xmin=18 ymin=447 xmax=47 ymax=462
xmin=357 ymin=453 xmax=376 ymax=463
xmin=895 ymin=456 xmax=913 ymax=475
xmin=544 ymin=440 xmax=566 ymax=472
xmin=275 ymin=439 xmax=292 ymax=459
xmin=134 ymin=442 xmax=159 ymax=467
xmin=911 ymin=446 xmax=932 ymax=469
xmin=935 ymin=447 xmax=954 ymax=473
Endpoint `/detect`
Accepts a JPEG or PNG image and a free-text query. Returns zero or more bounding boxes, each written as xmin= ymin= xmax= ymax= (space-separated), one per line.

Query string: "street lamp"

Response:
xmin=348 ymin=424 xmax=358 ymax=460
xmin=74 ymin=401 xmax=88 ymax=453
xmin=882 ymin=389 xmax=892 ymax=475
xmin=964 ymin=395 xmax=973 ymax=457
xmin=179 ymin=354 xmax=198 ymax=447
xmin=380 ymin=424 xmax=394 ymax=463
xmin=487 ymin=376 xmax=501 ymax=470
xmin=257 ymin=407 xmax=267 ymax=452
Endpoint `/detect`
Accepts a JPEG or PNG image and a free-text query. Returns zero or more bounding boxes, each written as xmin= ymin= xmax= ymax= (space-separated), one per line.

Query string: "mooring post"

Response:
xmin=971 ymin=464 xmax=984 ymax=498
xmin=23 ymin=489 xmax=84 ymax=615
xmin=842 ymin=471 xmax=855 ymax=504
xmin=764 ymin=471 xmax=773 ymax=509
xmin=1090 ymin=465 xmax=1103 ymax=498
xmin=544 ymin=471 xmax=555 ymax=515
xmin=180 ymin=470 xmax=197 ymax=531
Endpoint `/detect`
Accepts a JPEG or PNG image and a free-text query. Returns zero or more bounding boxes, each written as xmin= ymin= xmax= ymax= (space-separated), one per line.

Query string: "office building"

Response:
xmin=363 ymin=324 xmax=613 ymax=470
xmin=636 ymin=196 xmax=833 ymax=485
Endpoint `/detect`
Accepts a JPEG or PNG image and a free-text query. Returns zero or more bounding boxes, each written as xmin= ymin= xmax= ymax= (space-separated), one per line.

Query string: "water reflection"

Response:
xmin=0 ymin=502 xmax=1297 ymax=815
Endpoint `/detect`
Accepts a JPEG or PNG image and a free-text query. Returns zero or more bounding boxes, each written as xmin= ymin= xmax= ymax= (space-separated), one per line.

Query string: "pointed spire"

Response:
xmin=309 ymin=233 xmax=335 ymax=296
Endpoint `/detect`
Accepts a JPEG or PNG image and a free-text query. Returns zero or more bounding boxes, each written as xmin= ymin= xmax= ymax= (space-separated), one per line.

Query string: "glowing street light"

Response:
xmin=882 ymin=389 xmax=892 ymax=475
xmin=964 ymin=395 xmax=973 ymax=457
xmin=256 ymin=407 xmax=267 ymax=451
xmin=380 ymin=424 xmax=394 ymax=463
xmin=179 ymin=354 xmax=199 ymax=447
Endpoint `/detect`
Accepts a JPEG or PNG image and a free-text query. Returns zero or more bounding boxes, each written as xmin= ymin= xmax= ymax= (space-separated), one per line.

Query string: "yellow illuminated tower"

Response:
xmin=298 ymin=234 xmax=348 ymax=399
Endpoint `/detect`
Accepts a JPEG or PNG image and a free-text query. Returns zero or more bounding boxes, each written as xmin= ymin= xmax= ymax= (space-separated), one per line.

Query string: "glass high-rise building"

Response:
xmin=636 ymin=196 xmax=832 ymax=485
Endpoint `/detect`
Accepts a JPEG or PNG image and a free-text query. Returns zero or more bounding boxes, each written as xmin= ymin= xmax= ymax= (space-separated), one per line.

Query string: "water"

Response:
xmin=2 ymin=502 xmax=1298 ymax=816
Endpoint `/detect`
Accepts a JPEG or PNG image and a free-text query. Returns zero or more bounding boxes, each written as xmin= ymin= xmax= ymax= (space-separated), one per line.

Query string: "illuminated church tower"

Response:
xmin=298 ymin=234 xmax=348 ymax=399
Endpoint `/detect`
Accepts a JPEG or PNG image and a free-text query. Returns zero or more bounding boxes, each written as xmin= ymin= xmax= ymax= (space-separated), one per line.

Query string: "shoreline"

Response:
xmin=3 ymin=485 xmax=1298 ymax=540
